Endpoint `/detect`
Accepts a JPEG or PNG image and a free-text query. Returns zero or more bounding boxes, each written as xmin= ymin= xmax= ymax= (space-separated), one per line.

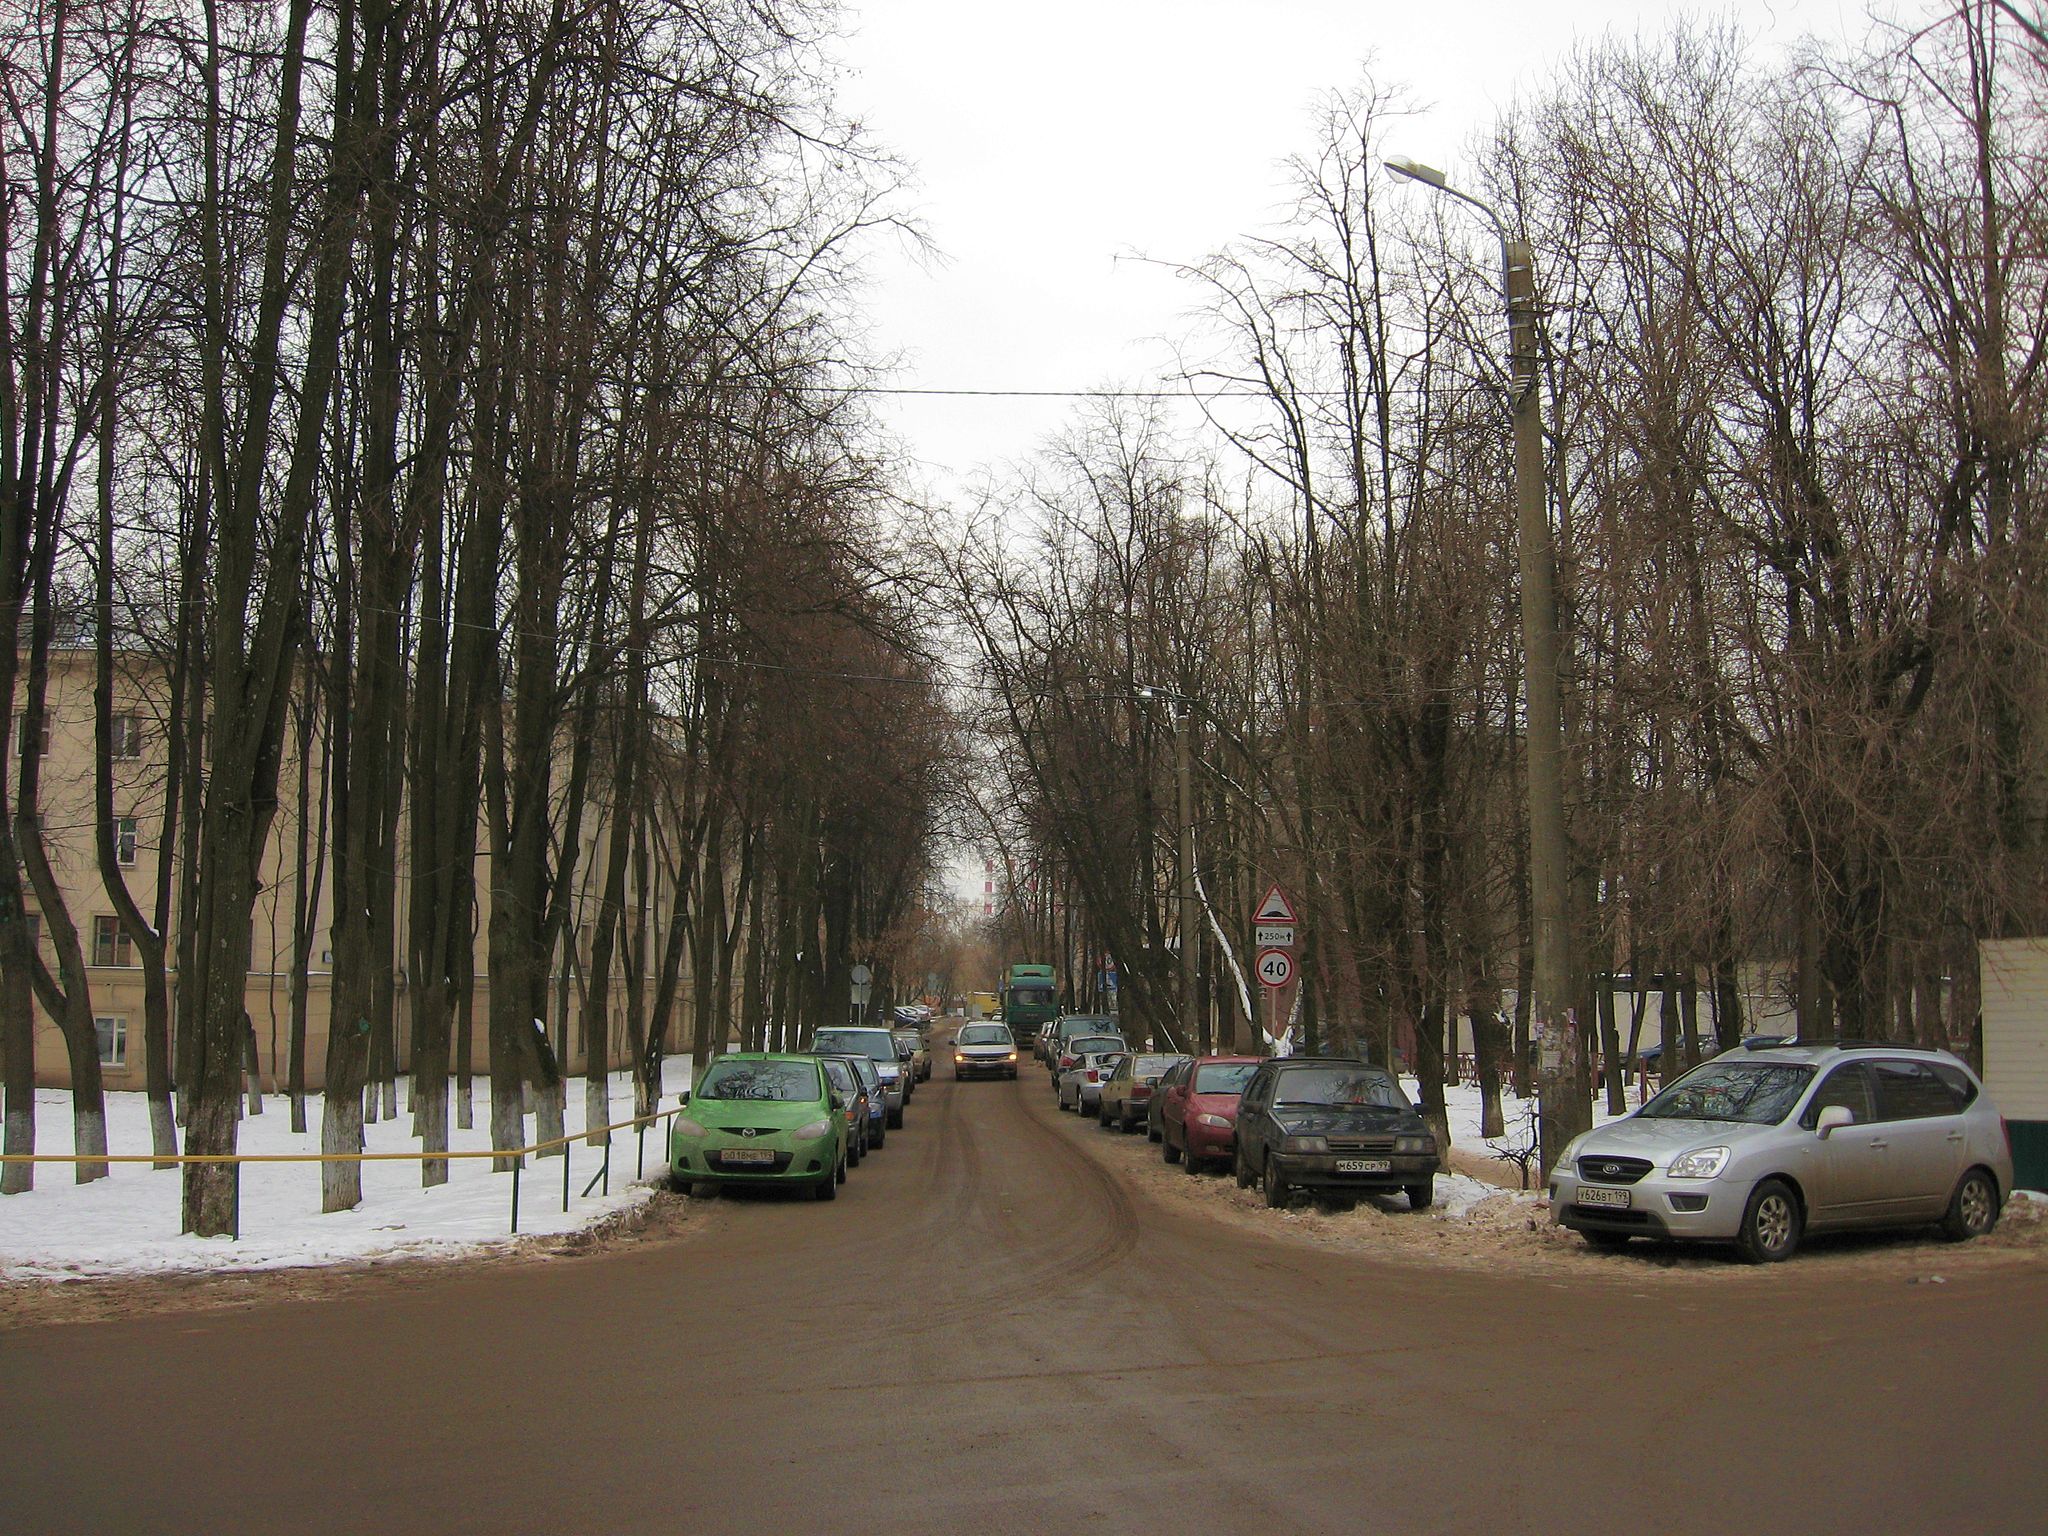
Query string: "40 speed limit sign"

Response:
xmin=1254 ymin=947 xmax=1295 ymax=989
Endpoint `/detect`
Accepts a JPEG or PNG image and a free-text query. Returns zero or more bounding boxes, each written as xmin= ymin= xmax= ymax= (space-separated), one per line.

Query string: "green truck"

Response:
xmin=1000 ymin=963 xmax=1059 ymax=1044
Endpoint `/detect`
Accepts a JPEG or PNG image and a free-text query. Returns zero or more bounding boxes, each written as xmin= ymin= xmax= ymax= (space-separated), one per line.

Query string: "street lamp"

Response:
xmin=1385 ymin=153 xmax=1583 ymax=1175
xmin=1136 ymin=684 xmax=1200 ymax=1054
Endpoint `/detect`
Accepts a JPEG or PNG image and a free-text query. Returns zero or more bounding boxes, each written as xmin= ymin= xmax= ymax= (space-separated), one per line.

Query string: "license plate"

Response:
xmin=1577 ymin=1185 xmax=1631 ymax=1209
xmin=1335 ymin=1158 xmax=1391 ymax=1174
xmin=720 ymin=1148 xmax=776 ymax=1166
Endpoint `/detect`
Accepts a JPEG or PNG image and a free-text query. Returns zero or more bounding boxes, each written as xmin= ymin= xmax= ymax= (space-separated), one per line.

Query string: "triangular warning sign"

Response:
xmin=1253 ymin=884 xmax=1297 ymax=924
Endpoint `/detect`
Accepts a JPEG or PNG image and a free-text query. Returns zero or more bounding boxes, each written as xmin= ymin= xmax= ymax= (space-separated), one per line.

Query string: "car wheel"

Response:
xmin=1940 ymin=1167 xmax=2001 ymax=1241
xmin=1119 ymin=1108 xmax=1137 ymax=1134
xmin=1163 ymin=1133 xmax=1182 ymax=1165
xmin=1735 ymin=1178 xmax=1801 ymax=1263
xmin=835 ymin=1153 xmax=848 ymax=1186
xmin=871 ymin=1121 xmax=885 ymax=1150
xmin=888 ymin=1106 xmax=904 ymax=1129
xmin=1235 ymin=1146 xmax=1253 ymax=1189
xmin=847 ymin=1139 xmax=861 ymax=1169
xmin=1262 ymin=1153 xmax=1290 ymax=1210
xmin=1147 ymin=1122 xmax=1162 ymax=1144
xmin=1405 ymin=1181 xmax=1434 ymax=1211
xmin=815 ymin=1169 xmax=838 ymax=1201
xmin=1097 ymin=1102 xmax=1111 ymax=1128
xmin=1183 ymin=1145 xmax=1203 ymax=1176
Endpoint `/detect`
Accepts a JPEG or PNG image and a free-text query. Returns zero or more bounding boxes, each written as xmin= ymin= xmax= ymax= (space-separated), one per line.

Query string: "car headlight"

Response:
xmin=671 ymin=1117 xmax=708 ymax=1140
xmin=1395 ymin=1133 xmax=1435 ymax=1155
xmin=1555 ymin=1139 xmax=1582 ymax=1170
xmin=1278 ymin=1135 xmax=1328 ymax=1154
xmin=1196 ymin=1113 xmax=1232 ymax=1129
xmin=793 ymin=1119 xmax=833 ymax=1141
xmin=1002 ymin=1051 xmax=1016 ymax=1060
xmin=1668 ymin=1146 xmax=1731 ymax=1179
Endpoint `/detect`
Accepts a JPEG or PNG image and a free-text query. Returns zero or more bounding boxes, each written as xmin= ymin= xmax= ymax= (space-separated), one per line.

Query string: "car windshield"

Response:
xmin=1134 ymin=1054 xmax=1183 ymax=1076
xmin=1641 ymin=1060 xmax=1816 ymax=1124
xmin=812 ymin=1029 xmax=897 ymax=1063
xmin=695 ymin=1059 xmax=819 ymax=1103
xmin=957 ymin=1026 xmax=1012 ymax=1046
xmin=1070 ymin=1036 xmax=1125 ymax=1056
xmin=1273 ymin=1066 xmax=1405 ymax=1109
xmin=1194 ymin=1062 xmax=1258 ymax=1094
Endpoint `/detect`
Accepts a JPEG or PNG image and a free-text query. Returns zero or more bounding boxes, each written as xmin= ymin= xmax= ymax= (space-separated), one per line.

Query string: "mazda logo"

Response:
xmin=1600 ymin=1162 xmax=1620 ymax=1176
xmin=740 ymin=1128 xmax=757 ymax=1139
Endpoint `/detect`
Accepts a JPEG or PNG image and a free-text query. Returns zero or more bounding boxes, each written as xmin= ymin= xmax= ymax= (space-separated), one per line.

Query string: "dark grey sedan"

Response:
xmin=1232 ymin=1057 xmax=1439 ymax=1209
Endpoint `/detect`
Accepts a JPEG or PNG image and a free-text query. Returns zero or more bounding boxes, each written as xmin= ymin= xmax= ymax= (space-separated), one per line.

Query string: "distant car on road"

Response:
xmin=1098 ymin=1052 xmax=1188 ymax=1132
xmin=1233 ymin=1057 xmax=1440 ymax=1210
xmin=1552 ymin=1040 xmax=2012 ymax=1263
xmin=1046 ymin=1015 xmax=1120 ymax=1074
xmin=1051 ymin=1028 xmax=1126 ymax=1084
xmin=1160 ymin=1056 xmax=1261 ymax=1172
xmin=953 ymin=1022 xmax=1020 ymax=1080
xmin=815 ymin=1055 xmax=873 ymax=1166
xmin=892 ymin=1027 xmax=932 ymax=1083
xmin=668 ymin=1053 xmax=847 ymax=1201
xmin=1057 ymin=1046 xmax=1127 ymax=1115
xmin=809 ymin=1026 xmax=910 ymax=1127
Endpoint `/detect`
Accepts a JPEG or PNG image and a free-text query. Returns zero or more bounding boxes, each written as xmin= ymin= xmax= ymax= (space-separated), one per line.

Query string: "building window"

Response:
xmin=92 ymin=914 xmax=134 ymax=967
xmin=114 ymin=815 xmax=138 ymax=866
xmin=110 ymin=713 xmax=143 ymax=759
xmin=13 ymin=711 xmax=49 ymax=757
xmin=94 ymin=1015 xmax=128 ymax=1067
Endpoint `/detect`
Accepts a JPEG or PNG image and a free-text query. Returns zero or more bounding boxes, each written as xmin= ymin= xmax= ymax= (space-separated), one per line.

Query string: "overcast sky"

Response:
xmin=834 ymin=0 xmax=1868 ymax=502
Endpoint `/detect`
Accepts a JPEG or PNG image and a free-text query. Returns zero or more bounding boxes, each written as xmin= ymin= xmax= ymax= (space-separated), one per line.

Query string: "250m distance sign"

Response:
xmin=1254 ymin=947 xmax=1295 ymax=989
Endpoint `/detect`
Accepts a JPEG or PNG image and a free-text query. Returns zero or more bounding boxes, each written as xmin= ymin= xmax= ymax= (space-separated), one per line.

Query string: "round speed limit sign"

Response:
xmin=1255 ymin=947 xmax=1295 ymax=989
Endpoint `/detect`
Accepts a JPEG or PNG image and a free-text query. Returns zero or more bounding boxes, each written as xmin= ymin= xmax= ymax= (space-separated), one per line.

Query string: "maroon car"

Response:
xmin=1160 ymin=1055 xmax=1261 ymax=1172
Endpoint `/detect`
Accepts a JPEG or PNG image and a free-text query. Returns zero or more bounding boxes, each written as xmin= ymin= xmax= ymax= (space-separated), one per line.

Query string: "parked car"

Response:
xmin=1046 ymin=1015 xmax=1120 ymax=1075
xmin=1051 ymin=1031 xmax=1127 ymax=1087
xmin=1233 ymin=1057 xmax=1439 ymax=1210
xmin=892 ymin=1027 xmax=932 ymax=1083
xmin=815 ymin=1055 xmax=873 ymax=1166
xmin=809 ymin=1026 xmax=910 ymax=1127
xmin=668 ymin=1053 xmax=847 ymax=1201
xmin=1160 ymin=1055 xmax=1261 ymax=1171
xmin=953 ymin=1022 xmax=1021 ymax=1080
xmin=843 ymin=1053 xmax=887 ymax=1149
xmin=1057 ymin=1048 xmax=1127 ymax=1115
xmin=1035 ymin=1020 xmax=1061 ymax=1065
xmin=1147 ymin=1058 xmax=1192 ymax=1142
xmin=1098 ymin=1052 xmax=1188 ymax=1132
xmin=1551 ymin=1040 xmax=2012 ymax=1263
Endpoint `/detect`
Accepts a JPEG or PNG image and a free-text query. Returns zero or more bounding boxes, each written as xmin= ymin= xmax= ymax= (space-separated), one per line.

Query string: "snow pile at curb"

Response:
xmin=0 ymin=1064 xmax=691 ymax=1281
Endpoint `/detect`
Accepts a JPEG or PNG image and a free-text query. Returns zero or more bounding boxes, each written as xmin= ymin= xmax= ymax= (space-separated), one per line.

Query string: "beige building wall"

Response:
xmin=12 ymin=646 xmax=694 ymax=1094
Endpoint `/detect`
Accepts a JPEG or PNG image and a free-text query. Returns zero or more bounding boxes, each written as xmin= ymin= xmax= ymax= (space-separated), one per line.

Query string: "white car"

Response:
xmin=1056 ymin=1047 xmax=1127 ymax=1115
xmin=953 ymin=1023 xmax=1020 ymax=1080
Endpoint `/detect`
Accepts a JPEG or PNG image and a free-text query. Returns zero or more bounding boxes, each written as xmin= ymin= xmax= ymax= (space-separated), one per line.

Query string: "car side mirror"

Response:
xmin=1815 ymin=1104 xmax=1854 ymax=1138
xmin=830 ymin=1091 xmax=846 ymax=1110
xmin=677 ymin=1089 xmax=690 ymax=1105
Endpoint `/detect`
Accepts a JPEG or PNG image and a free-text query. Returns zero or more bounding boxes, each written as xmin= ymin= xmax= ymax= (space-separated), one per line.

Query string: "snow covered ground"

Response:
xmin=0 ymin=1063 xmax=691 ymax=1281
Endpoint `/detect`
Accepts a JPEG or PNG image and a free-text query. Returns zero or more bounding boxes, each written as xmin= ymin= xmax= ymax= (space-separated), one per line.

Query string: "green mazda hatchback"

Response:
xmin=669 ymin=1053 xmax=847 ymax=1200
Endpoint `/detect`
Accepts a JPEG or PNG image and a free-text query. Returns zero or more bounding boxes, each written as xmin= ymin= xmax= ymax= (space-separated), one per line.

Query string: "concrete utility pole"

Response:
xmin=1386 ymin=155 xmax=1585 ymax=1174
xmin=1139 ymin=685 xmax=1200 ymax=1054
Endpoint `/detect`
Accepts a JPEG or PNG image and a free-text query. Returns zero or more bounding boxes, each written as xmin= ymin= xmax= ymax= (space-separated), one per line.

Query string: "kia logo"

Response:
xmin=1600 ymin=1162 xmax=1620 ymax=1176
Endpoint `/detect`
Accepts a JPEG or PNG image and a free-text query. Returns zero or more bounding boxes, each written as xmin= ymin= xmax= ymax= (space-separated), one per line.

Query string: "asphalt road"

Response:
xmin=6 ymin=1053 xmax=2045 ymax=1535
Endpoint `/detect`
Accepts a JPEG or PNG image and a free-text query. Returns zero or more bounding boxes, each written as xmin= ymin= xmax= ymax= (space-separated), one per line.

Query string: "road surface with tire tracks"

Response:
xmin=5 ymin=1039 xmax=2045 ymax=1534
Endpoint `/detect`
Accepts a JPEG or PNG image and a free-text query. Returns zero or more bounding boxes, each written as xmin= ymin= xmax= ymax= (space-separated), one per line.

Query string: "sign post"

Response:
xmin=1251 ymin=885 xmax=1298 ymax=1051
xmin=850 ymin=963 xmax=873 ymax=1023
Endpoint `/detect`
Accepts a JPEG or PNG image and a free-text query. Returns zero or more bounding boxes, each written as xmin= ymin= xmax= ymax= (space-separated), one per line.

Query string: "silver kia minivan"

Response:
xmin=1551 ymin=1040 xmax=2012 ymax=1262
